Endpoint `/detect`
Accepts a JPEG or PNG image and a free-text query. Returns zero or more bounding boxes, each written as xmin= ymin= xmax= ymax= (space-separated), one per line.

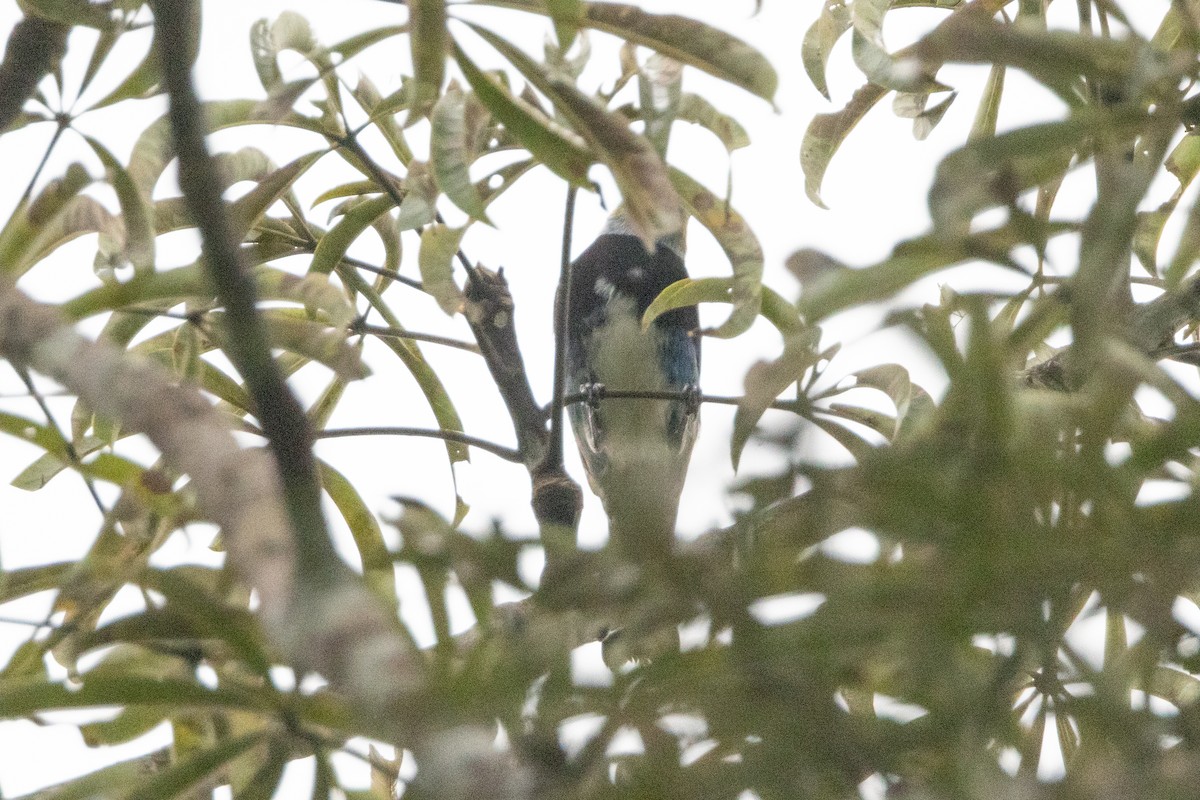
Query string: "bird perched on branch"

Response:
xmin=565 ymin=210 xmax=701 ymax=557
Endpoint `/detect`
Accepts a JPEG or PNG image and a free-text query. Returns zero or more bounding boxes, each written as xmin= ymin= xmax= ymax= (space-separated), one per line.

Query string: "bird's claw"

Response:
xmin=583 ymin=382 xmax=607 ymax=409
xmin=682 ymin=384 xmax=701 ymax=416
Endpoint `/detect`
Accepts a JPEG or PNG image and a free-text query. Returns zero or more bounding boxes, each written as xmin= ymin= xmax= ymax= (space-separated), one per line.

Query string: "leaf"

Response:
xmin=452 ymin=42 xmax=592 ymax=186
xmin=474 ymin=0 xmax=778 ymax=102
xmin=801 ymin=82 xmax=889 ymax=208
xmin=84 ymin=136 xmax=155 ymax=273
xmin=213 ymin=310 xmax=369 ymax=381
xmin=469 ymin=23 xmax=681 ymax=246
xmin=669 ymin=168 xmax=762 ymax=337
xmin=0 ymin=561 xmax=71 ymax=604
xmin=916 ymin=7 xmax=1145 ymax=101
xmin=408 ymin=0 xmax=447 ymax=118
xmin=847 ymin=364 xmax=935 ymax=442
xmin=797 ymin=221 xmax=1071 ymax=323
xmin=354 ymin=74 xmax=415 ymax=166
xmin=226 ymin=151 xmax=324 ymax=243
xmin=334 ymin=267 xmax=468 ymax=465
xmin=19 ymin=0 xmax=110 ymax=28
xmin=852 ymin=0 xmax=946 ymax=92
xmin=548 ymin=0 xmax=583 ymax=50
xmin=643 ymin=278 xmax=801 ymax=336
xmin=319 ymin=460 xmax=399 ymax=611
xmin=89 ymin=1 xmax=201 ymax=110
xmin=0 ymin=163 xmax=101 ymax=277
xmin=309 ymin=194 xmax=397 ymax=275
xmin=802 ymin=0 xmax=852 ymax=100
xmin=419 ymin=224 xmax=468 ymax=315
xmin=124 ymin=731 xmax=266 ymax=800
xmin=969 ymin=64 xmax=1006 ymax=141
xmin=675 ymin=93 xmax=750 ymax=153
xmin=128 ymin=101 xmax=328 ymax=204
xmin=255 ymin=270 xmax=359 ymax=327
xmin=430 ymin=84 xmax=493 ymax=222
xmin=928 ymin=109 xmax=1146 ymax=237
xmin=732 ymin=327 xmax=822 ymax=469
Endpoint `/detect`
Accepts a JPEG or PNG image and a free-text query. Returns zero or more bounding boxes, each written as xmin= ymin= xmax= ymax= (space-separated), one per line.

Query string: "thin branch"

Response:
xmin=543 ymin=185 xmax=577 ymax=473
xmin=354 ymin=322 xmax=481 ymax=354
xmin=14 ymin=364 xmax=107 ymax=515
xmin=344 ymin=256 xmax=423 ymax=290
xmin=155 ymin=0 xmax=336 ymax=582
xmin=560 ymin=388 xmax=806 ymax=413
xmin=317 ymin=426 xmax=521 ymax=462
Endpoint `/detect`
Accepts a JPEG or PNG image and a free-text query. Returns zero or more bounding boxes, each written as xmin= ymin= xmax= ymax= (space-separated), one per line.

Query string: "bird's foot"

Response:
xmin=582 ymin=382 xmax=607 ymax=409
xmin=682 ymin=384 xmax=702 ymax=416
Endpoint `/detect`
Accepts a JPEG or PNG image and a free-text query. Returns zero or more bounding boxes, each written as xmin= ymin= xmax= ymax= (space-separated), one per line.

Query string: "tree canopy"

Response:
xmin=4 ymin=1 xmax=1200 ymax=798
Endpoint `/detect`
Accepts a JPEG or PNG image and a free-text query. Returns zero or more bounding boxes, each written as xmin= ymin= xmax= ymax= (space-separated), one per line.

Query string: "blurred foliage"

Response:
xmin=4 ymin=1 xmax=1200 ymax=799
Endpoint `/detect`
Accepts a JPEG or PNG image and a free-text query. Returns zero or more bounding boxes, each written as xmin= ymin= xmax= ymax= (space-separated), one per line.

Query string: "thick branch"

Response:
xmin=0 ymin=283 xmax=426 ymax=726
xmin=154 ymin=0 xmax=335 ymax=581
xmin=463 ymin=266 xmax=551 ymax=468
xmin=463 ymin=266 xmax=582 ymax=542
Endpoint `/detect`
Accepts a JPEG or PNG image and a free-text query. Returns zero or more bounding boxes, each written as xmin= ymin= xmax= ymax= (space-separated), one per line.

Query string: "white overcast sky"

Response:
xmin=0 ymin=0 xmax=1179 ymax=795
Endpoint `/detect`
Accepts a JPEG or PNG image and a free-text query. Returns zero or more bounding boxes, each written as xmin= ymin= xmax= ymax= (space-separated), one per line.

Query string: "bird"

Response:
xmin=564 ymin=209 xmax=701 ymax=558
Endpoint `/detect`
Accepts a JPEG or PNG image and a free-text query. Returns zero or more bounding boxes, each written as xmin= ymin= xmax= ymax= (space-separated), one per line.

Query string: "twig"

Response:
xmin=543 ymin=185 xmax=577 ymax=473
xmin=155 ymin=0 xmax=337 ymax=582
xmin=14 ymin=364 xmax=107 ymax=515
xmin=317 ymin=426 xmax=521 ymax=462
xmin=354 ymin=322 xmax=481 ymax=354
xmin=345 ymin=256 xmax=423 ymax=290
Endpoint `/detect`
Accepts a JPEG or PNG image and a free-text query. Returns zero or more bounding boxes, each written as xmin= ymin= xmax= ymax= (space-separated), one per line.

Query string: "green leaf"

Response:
xmin=928 ymin=109 xmax=1146 ymax=237
xmin=310 ymin=194 xmax=397 ymax=275
xmin=675 ymin=93 xmax=750 ymax=153
xmin=128 ymin=101 xmax=328 ymax=204
xmin=84 ymin=136 xmax=155 ymax=273
xmin=669 ymin=168 xmax=762 ymax=337
xmin=969 ymin=64 xmax=1006 ymax=141
xmin=12 ymin=750 xmax=171 ymax=800
xmin=798 ymin=222 xmax=1070 ymax=323
xmin=643 ymin=278 xmax=801 ymax=337
xmin=319 ymin=460 xmax=399 ymax=611
xmin=852 ymin=0 xmax=946 ymax=93
xmin=419 ymin=224 xmax=468 ymax=315
xmin=0 ymin=163 xmax=103 ymax=278
xmin=916 ymin=8 xmax=1147 ymax=101
xmin=548 ymin=0 xmax=583 ymax=50
xmin=847 ymin=364 xmax=935 ymax=442
xmin=208 ymin=310 xmax=369 ymax=381
xmin=353 ymin=74 xmax=415 ymax=166
xmin=0 ymin=561 xmax=71 ymax=604
xmin=802 ymin=0 xmax=852 ymax=100
xmin=226 ymin=150 xmax=324 ymax=243
xmin=732 ymin=327 xmax=822 ymax=469
xmin=801 ymin=82 xmax=889 ymax=208
xmin=0 ymin=674 xmax=272 ymax=718
xmin=335 ymin=267 xmax=468 ymax=465
xmin=408 ymin=0 xmax=447 ymax=118
xmin=20 ymin=0 xmax=110 ymax=28
xmin=469 ymin=23 xmax=681 ymax=246
xmin=89 ymin=2 xmax=201 ymax=110
xmin=473 ymin=0 xmax=778 ymax=102
xmin=452 ymin=42 xmax=592 ymax=186
xmin=430 ymin=84 xmax=493 ymax=222
xmin=124 ymin=731 xmax=266 ymax=800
